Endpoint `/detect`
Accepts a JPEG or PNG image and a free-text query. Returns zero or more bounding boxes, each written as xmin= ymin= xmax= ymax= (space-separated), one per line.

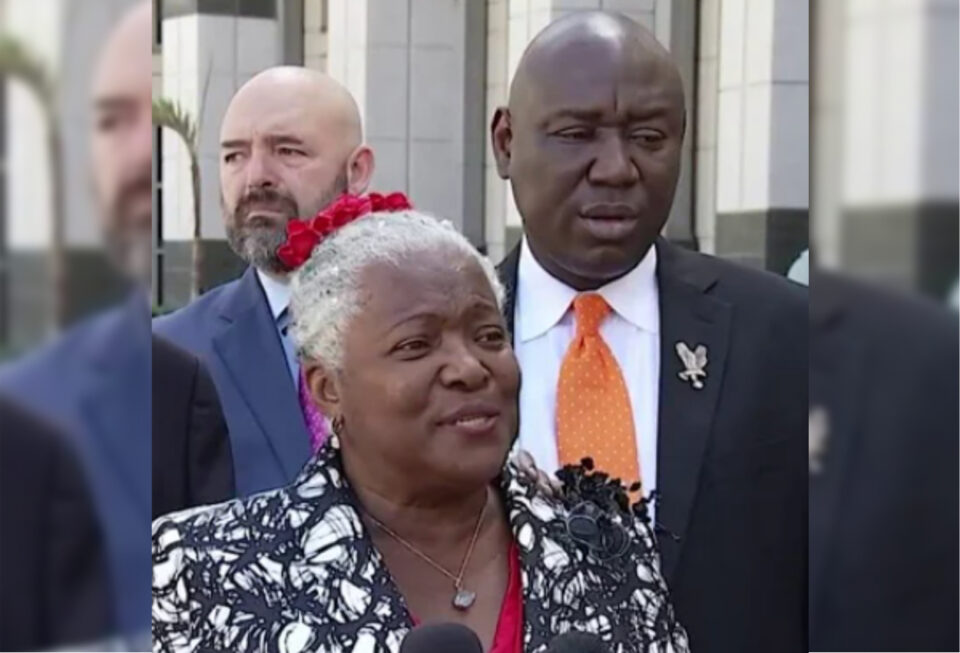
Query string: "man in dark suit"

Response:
xmin=0 ymin=396 xmax=110 ymax=652
xmin=155 ymin=67 xmax=375 ymax=496
xmin=491 ymin=12 xmax=806 ymax=652
xmin=152 ymin=336 xmax=235 ymax=518
xmin=0 ymin=3 xmax=155 ymax=643
xmin=809 ymin=271 xmax=958 ymax=651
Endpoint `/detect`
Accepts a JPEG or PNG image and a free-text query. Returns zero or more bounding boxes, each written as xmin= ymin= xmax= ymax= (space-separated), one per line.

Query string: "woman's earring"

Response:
xmin=331 ymin=415 xmax=345 ymax=437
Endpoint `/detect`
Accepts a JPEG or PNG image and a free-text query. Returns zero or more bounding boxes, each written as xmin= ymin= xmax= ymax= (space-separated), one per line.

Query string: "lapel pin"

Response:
xmin=809 ymin=406 xmax=830 ymax=475
xmin=675 ymin=342 xmax=708 ymax=389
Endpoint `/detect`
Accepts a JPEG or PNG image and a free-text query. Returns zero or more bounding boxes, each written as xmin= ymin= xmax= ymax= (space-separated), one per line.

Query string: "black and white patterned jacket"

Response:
xmin=152 ymin=439 xmax=690 ymax=652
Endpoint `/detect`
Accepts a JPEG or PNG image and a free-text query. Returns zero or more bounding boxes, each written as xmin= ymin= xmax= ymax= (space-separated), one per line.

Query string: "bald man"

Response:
xmin=0 ymin=2 xmax=155 ymax=644
xmin=90 ymin=0 xmax=153 ymax=283
xmin=155 ymin=68 xmax=374 ymax=496
xmin=2 ymin=4 xmax=236 ymax=646
xmin=492 ymin=13 xmax=806 ymax=653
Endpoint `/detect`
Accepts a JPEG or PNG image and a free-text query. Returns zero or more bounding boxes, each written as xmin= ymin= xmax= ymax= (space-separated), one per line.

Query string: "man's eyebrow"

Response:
xmin=93 ymin=96 xmax=137 ymax=112
xmin=625 ymin=104 xmax=673 ymax=120
xmin=265 ymin=134 xmax=306 ymax=146
xmin=220 ymin=134 xmax=306 ymax=150
xmin=220 ymin=139 xmax=249 ymax=150
xmin=545 ymin=107 xmax=606 ymax=122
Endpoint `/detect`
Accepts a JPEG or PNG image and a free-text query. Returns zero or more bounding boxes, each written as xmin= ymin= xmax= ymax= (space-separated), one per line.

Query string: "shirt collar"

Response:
xmin=515 ymin=237 xmax=660 ymax=342
xmin=256 ymin=268 xmax=292 ymax=322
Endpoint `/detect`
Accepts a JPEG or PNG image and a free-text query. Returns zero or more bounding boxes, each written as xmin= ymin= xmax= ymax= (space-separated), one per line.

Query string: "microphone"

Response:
xmin=545 ymin=631 xmax=609 ymax=652
xmin=399 ymin=622 xmax=483 ymax=653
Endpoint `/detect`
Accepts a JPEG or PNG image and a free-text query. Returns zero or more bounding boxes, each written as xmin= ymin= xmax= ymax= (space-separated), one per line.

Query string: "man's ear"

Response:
xmin=304 ymin=360 xmax=341 ymax=417
xmin=491 ymin=107 xmax=512 ymax=179
xmin=346 ymin=145 xmax=375 ymax=194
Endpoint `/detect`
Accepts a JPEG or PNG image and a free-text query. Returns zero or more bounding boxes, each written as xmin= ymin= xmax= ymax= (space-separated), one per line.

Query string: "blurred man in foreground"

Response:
xmin=155 ymin=67 xmax=375 ymax=496
xmin=0 ymin=1 xmax=230 ymax=644
xmin=809 ymin=270 xmax=959 ymax=651
xmin=0 ymin=3 xmax=153 ymax=641
xmin=0 ymin=396 xmax=110 ymax=651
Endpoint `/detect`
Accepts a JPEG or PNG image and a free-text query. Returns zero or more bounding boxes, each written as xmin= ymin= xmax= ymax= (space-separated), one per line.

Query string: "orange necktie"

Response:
xmin=556 ymin=293 xmax=641 ymax=490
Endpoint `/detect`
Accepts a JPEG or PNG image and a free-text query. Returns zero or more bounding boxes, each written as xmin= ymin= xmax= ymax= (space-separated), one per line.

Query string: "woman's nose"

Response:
xmin=439 ymin=345 xmax=489 ymax=390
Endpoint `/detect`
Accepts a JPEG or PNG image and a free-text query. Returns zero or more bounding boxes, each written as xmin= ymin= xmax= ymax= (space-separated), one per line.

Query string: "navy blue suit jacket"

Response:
xmin=499 ymin=239 xmax=808 ymax=653
xmin=0 ymin=295 xmax=151 ymax=642
xmin=153 ymin=267 xmax=310 ymax=497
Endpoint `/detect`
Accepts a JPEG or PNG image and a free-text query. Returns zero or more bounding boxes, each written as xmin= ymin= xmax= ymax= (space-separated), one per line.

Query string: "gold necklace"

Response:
xmin=367 ymin=498 xmax=489 ymax=611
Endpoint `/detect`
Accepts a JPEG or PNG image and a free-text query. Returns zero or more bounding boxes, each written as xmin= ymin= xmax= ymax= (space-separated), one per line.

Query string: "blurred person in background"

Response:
xmin=0 ymin=1 xmax=229 ymax=645
xmin=154 ymin=67 xmax=375 ymax=497
xmin=0 ymin=395 xmax=110 ymax=651
xmin=491 ymin=12 xmax=807 ymax=653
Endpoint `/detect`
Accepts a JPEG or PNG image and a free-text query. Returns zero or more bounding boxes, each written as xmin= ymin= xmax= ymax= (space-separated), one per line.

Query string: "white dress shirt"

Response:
xmin=256 ymin=269 xmax=298 ymax=384
xmin=513 ymin=238 xmax=661 ymax=516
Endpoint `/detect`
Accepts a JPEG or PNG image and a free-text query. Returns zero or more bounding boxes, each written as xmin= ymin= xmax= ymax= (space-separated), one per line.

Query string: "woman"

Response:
xmin=152 ymin=194 xmax=689 ymax=653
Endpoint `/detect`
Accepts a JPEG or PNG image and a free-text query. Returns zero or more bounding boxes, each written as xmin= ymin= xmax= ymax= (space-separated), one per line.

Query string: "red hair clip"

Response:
xmin=277 ymin=192 xmax=413 ymax=270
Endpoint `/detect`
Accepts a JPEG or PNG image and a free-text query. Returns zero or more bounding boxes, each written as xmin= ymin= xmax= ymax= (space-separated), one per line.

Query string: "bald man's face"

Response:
xmin=91 ymin=4 xmax=153 ymax=285
xmin=220 ymin=84 xmax=354 ymax=273
xmin=493 ymin=36 xmax=684 ymax=289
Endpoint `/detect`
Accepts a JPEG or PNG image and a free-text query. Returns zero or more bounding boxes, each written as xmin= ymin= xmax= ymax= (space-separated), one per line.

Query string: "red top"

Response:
xmin=410 ymin=541 xmax=524 ymax=653
xmin=490 ymin=541 xmax=524 ymax=653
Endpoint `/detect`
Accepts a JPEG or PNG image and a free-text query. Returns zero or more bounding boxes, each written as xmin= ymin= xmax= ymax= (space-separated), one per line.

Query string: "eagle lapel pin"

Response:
xmin=808 ymin=406 xmax=830 ymax=475
xmin=675 ymin=342 xmax=708 ymax=390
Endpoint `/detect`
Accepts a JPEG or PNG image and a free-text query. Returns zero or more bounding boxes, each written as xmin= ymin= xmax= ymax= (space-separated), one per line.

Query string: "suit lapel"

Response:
xmin=80 ymin=296 xmax=152 ymax=516
xmin=497 ymin=244 xmax=521 ymax=341
xmin=655 ymin=239 xmax=732 ymax=581
xmin=212 ymin=268 xmax=310 ymax=480
xmin=807 ymin=275 xmax=864 ymax=620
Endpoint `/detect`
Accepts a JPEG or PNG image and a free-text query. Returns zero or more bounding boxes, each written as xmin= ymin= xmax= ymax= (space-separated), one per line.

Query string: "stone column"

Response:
xmin=324 ymin=0 xmax=487 ymax=247
xmin=159 ymin=0 xmax=284 ymax=307
xmin=706 ymin=0 xmax=809 ymax=274
xmin=816 ymin=0 xmax=958 ymax=299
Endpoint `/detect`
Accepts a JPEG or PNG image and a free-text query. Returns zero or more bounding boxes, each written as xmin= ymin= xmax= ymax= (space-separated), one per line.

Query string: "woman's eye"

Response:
xmin=395 ymin=340 xmax=429 ymax=353
xmin=477 ymin=328 xmax=506 ymax=345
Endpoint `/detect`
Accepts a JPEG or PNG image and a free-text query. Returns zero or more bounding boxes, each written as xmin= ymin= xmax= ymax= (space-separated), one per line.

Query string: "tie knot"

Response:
xmin=278 ymin=307 xmax=291 ymax=335
xmin=572 ymin=293 xmax=611 ymax=336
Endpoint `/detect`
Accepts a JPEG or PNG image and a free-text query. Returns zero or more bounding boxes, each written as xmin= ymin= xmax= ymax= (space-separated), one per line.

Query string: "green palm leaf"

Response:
xmin=152 ymin=97 xmax=198 ymax=155
xmin=0 ymin=34 xmax=56 ymax=110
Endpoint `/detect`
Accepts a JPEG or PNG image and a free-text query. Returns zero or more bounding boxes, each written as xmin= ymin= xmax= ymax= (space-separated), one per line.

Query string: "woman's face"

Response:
xmin=310 ymin=249 xmax=520 ymax=493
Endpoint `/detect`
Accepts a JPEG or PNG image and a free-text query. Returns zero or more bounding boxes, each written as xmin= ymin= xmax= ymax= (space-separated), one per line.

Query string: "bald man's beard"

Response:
xmin=101 ymin=172 xmax=153 ymax=287
xmin=224 ymin=172 xmax=348 ymax=274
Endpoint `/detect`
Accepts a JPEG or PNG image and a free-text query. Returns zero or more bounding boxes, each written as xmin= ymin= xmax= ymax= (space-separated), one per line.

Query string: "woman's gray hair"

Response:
xmin=289 ymin=209 xmax=505 ymax=370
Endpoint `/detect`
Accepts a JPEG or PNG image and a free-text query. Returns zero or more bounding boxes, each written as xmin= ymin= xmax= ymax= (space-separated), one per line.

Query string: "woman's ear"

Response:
xmin=304 ymin=361 xmax=341 ymax=416
xmin=346 ymin=145 xmax=375 ymax=195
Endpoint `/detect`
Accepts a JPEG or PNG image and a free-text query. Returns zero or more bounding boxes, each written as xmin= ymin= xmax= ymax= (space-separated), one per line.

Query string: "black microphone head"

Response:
xmin=399 ymin=622 xmax=483 ymax=653
xmin=545 ymin=631 xmax=609 ymax=653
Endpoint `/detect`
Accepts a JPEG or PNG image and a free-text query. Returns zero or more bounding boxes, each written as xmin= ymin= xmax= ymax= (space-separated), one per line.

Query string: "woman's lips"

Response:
xmin=442 ymin=414 xmax=500 ymax=437
xmin=437 ymin=403 xmax=502 ymax=437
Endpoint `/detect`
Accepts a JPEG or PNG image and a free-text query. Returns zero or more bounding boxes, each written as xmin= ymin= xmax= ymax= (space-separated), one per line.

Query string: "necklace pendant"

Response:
xmin=452 ymin=588 xmax=477 ymax=610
